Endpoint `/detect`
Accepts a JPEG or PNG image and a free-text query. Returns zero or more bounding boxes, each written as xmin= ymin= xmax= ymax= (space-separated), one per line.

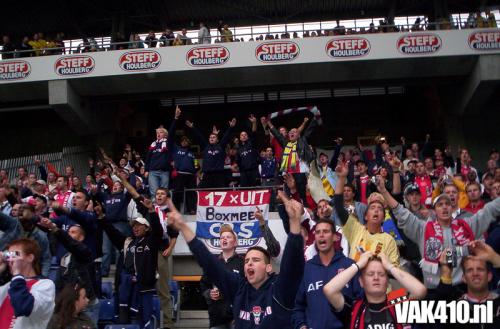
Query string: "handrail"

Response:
xmin=1 ymin=18 xmax=498 ymax=59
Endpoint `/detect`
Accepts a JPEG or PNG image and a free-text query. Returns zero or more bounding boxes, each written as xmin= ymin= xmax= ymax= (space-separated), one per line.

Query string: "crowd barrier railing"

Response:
xmin=1 ymin=18 xmax=498 ymax=60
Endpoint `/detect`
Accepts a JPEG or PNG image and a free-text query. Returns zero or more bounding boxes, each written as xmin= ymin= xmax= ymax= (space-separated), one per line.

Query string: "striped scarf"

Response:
xmin=280 ymin=141 xmax=299 ymax=172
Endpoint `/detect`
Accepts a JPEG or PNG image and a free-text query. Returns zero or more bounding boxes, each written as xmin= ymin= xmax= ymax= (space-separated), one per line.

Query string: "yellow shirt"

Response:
xmin=432 ymin=177 xmax=469 ymax=209
xmin=343 ymin=214 xmax=400 ymax=266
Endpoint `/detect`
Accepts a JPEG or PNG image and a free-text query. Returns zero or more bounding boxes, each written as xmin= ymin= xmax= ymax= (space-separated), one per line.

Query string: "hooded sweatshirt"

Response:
xmin=292 ymin=251 xmax=363 ymax=329
xmin=188 ymin=233 xmax=304 ymax=329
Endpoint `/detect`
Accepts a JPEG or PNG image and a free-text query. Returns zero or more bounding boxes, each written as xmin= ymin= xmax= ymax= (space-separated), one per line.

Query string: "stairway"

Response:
xmin=175 ymin=310 xmax=209 ymax=329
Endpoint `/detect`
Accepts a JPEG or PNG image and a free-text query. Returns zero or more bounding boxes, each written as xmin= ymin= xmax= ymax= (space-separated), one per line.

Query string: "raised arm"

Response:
xmin=296 ymin=117 xmax=309 ymax=135
xmin=265 ymin=119 xmax=287 ymax=147
xmin=274 ymin=198 xmax=305 ymax=308
xmin=377 ymin=177 xmax=425 ymax=244
xmin=39 ymin=218 xmax=92 ymax=263
xmin=301 ymin=116 xmax=317 ymax=139
xmin=186 ymin=120 xmax=208 ymax=149
xmin=35 ymin=159 xmax=47 ymax=182
xmin=329 ymin=138 xmax=343 ymax=169
xmin=168 ymin=106 xmax=181 ymax=153
xmin=255 ymin=207 xmax=281 ymax=258
xmin=219 ymin=118 xmax=236 ymax=148
xmin=464 ymin=197 xmax=500 ymax=238
xmin=389 ymin=157 xmax=402 ymax=195
xmin=333 ymin=162 xmax=349 ymax=225
xmin=323 ymin=251 xmax=372 ymax=311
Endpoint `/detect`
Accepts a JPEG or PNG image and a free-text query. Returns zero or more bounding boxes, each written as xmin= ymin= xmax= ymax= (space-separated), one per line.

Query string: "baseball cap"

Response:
xmin=404 ymin=183 xmax=420 ymax=195
xmin=130 ymin=217 xmax=150 ymax=227
xmin=36 ymin=179 xmax=47 ymax=185
xmin=432 ymin=193 xmax=451 ymax=207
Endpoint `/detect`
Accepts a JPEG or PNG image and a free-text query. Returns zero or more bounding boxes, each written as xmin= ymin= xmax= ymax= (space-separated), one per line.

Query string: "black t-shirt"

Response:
xmin=364 ymin=301 xmax=395 ymax=329
xmin=334 ymin=298 xmax=395 ymax=329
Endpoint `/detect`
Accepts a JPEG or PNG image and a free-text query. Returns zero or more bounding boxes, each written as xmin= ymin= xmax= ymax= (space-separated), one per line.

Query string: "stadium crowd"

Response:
xmin=0 ymin=104 xmax=499 ymax=329
xmin=1 ymin=10 xmax=498 ymax=59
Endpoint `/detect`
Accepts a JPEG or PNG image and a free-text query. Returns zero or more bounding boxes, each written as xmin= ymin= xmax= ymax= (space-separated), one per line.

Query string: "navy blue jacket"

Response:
xmin=168 ymin=119 xmax=196 ymax=174
xmin=191 ymin=125 xmax=233 ymax=173
xmin=260 ymin=157 xmax=276 ymax=179
xmin=95 ymin=189 xmax=132 ymax=223
xmin=291 ymin=251 xmax=363 ymax=329
xmin=237 ymin=133 xmax=258 ymax=171
xmin=145 ymin=137 xmax=171 ymax=172
xmin=188 ymin=233 xmax=304 ymax=329
xmin=53 ymin=208 xmax=98 ymax=261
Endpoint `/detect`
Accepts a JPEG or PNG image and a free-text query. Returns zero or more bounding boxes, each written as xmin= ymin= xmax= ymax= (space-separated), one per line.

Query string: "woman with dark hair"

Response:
xmin=47 ymin=282 xmax=95 ymax=329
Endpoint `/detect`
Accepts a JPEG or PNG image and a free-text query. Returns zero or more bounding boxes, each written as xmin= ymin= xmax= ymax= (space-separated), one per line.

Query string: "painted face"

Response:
xmin=244 ymin=250 xmax=271 ymax=288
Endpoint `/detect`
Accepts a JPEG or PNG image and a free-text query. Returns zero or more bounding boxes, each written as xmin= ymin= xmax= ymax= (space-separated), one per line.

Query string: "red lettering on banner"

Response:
xmin=468 ymin=30 xmax=500 ymax=50
xmin=197 ymin=190 xmax=271 ymax=207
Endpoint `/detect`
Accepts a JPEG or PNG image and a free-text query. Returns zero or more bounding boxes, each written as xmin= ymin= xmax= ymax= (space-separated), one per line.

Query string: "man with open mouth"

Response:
xmin=292 ymin=216 xmax=363 ymax=329
xmin=166 ymin=194 xmax=305 ymax=328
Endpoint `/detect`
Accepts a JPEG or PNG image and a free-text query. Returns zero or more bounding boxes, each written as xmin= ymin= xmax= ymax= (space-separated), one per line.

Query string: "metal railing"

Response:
xmin=0 ymin=145 xmax=93 ymax=186
xmin=1 ymin=18 xmax=498 ymax=60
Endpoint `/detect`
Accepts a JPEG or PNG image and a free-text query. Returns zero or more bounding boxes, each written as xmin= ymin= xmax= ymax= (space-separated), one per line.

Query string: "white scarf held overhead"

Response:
xmin=267 ymin=106 xmax=322 ymax=125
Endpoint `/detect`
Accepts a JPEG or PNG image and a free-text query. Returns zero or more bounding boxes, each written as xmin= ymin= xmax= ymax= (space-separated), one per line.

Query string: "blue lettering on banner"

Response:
xmin=196 ymin=221 xmax=260 ymax=239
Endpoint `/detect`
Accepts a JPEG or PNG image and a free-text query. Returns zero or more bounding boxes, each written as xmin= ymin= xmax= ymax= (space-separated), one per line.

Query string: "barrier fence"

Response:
xmin=1 ymin=17 xmax=498 ymax=59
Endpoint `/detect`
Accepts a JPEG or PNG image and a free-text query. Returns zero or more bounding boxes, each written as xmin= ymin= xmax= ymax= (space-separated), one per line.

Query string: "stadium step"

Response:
xmin=175 ymin=310 xmax=209 ymax=328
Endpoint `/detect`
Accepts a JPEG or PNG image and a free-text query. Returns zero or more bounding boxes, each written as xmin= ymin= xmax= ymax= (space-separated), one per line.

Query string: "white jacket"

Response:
xmin=0 ymin=276 xmax=55 ymax=329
